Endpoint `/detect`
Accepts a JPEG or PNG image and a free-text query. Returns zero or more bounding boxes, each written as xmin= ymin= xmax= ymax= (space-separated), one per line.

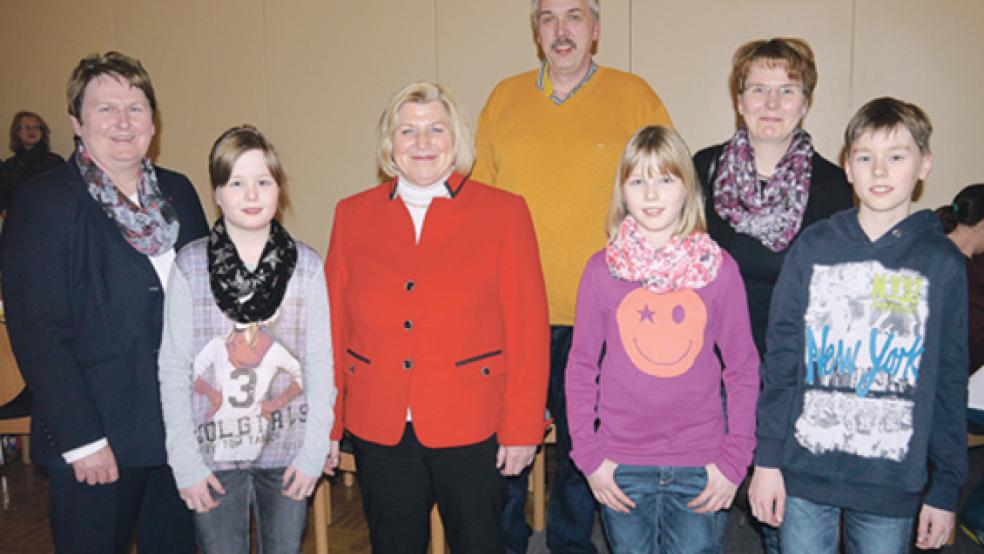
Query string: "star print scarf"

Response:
xmin=606 ymin=216 xmax=722 ymax=293
xmin=208 ymin=217 xmax=297 ymax=324
xmin=75 ymin=142 xmax=179 ymax=256
xmin=712 ymin=126 xmax=814 ymax=252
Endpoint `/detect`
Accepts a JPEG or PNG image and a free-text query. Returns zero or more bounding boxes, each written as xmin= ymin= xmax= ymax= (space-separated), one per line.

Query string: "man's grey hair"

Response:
xmin=531 ymin=0 xmax=600 ymax=27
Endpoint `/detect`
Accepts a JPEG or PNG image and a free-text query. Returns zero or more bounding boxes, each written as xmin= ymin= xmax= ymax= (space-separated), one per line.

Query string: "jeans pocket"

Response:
xmin=674 ymin=466 xmax=709 ymax=497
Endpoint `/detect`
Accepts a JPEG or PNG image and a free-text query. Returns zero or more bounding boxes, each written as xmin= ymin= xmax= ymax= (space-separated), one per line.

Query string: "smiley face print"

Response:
xmin=616 ymin=287 xmax=707 ymax=378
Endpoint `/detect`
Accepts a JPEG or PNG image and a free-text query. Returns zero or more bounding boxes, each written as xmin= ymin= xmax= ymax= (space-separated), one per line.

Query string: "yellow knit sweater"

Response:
xmin=473 ymin=66 xmax=673 ymax=325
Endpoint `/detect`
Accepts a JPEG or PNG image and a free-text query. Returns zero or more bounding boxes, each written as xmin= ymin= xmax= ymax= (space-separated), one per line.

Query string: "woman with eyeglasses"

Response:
xmin=0 ymin=111 xmax=64 ymax=213
xmin=692 ymin=37 xmax=854 ymax=554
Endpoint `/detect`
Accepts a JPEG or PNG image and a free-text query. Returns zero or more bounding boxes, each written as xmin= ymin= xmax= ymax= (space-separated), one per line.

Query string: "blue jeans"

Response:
xmin=502 ymin=465 xmax=533 ymax=553
xmin=600 ymin=465 xmax=726 ymax=554
xmin=961 ymin=408 xmax=984 ymax=543
xmin=781 ymin=495 xmax=913 ymax=554
xmin=194 ymin=468 xmax=308 ymax=554
xmin=503 ymin=325 xmax=598 ymax=554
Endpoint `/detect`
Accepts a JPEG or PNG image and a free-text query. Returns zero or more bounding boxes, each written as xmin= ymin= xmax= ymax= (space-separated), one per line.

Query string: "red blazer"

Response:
xmin=325 ymin=174 xmax=550 ymax=448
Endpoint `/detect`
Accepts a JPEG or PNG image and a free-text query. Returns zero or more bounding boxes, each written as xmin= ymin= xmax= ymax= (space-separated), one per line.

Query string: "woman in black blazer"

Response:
xmin=693 ymin=37 xmax=853 ymax=358
xmin=1 ymin=51 xmax=207 ymax=554
xmin=692 ymin=37 xmax=853 ymax=554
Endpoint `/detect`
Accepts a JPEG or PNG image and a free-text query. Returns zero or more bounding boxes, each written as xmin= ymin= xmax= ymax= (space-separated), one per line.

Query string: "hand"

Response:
xmin=586 ymin=459 xmax=635 ymax=513
xmin=179 ymin=473 xmax=226 ymax=513
xmin=915 ymin=504 xmax=955 ymax=550
xmin=194 ymin=377 xmax=223 ymax=420
xmin=323 ymin=440 xmax=340 ymax=476
xmin=260 ymin=399 xmax=277 ymax=420
xmin=261 ymin=382 xmax=302 ymax=420
xmin=71 ymin=444 xmax=119 ymax=485
xmin=496 ymin=445 xmax=536 ymax=476
xmin=205 ymin=390 xmax=223 ymax=420
xmin=748 ymin=466 xmax=786 ymax=527
xmin=282 ymin=465 xmax=319 ymax=500
xmin=688 ymin=463 xmax=737 ymax=513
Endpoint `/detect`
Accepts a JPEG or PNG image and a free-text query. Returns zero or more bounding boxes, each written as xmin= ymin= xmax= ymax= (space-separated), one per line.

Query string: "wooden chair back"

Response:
xmin=0 ymin=323 xmax=26 ymax=406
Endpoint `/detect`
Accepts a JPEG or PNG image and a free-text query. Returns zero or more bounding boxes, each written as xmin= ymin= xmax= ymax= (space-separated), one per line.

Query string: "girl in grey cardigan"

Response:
xmin=159 ymin=125 xmax=335 ymax=553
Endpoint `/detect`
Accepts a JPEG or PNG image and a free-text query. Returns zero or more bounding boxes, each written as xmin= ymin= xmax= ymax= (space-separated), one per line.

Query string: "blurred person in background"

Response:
xmin=0 ymin=111 xmax=64 ymax=213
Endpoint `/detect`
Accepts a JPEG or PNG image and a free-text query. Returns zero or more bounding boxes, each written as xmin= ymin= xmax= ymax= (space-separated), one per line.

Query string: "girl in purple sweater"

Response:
xmin=566 ymin=126 xmax=760 ymax=553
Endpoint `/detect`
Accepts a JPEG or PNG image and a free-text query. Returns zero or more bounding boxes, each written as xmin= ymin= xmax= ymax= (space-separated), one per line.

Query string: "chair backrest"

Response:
xmin=0 ymin=323 xmax=26 ymax=406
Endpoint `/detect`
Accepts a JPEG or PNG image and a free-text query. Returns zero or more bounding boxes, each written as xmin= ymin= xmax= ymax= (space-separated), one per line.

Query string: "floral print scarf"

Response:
xmin=606 ymin=215 xmax=722 ymax=293
xmin=712 ymin=126 xmax=814 ymax=252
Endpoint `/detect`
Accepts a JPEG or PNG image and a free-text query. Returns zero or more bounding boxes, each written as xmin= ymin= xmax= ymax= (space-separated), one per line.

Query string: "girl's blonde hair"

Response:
xmin=606 ymin=125 xmax=705 ymax=239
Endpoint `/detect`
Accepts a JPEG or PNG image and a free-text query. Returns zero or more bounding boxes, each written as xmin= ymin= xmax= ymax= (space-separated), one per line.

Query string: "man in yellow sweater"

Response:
xmin=472 ymin=0 xmax=673 ymax=552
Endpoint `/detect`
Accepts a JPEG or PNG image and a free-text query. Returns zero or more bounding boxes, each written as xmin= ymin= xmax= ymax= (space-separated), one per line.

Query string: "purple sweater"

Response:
xmin=566 ymin=249 xmax=759 ymax=485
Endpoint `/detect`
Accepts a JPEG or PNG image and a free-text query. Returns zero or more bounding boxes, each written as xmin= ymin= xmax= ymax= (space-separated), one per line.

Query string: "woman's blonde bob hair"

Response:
xmin=376 ymin=81 xmax=474 ymax=181
xmin=606 ymin=125 xmax=705 ymax=240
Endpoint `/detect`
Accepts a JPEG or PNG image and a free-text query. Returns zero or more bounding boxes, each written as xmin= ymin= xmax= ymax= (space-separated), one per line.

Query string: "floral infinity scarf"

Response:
xmin=606 ymin=215 xmax=722 ymax=293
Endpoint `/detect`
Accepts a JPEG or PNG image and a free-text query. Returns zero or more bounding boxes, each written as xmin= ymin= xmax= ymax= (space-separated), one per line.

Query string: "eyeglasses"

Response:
xmin=16 ymin=124 xmax=42 ymax=131
xmin=742 ymin=84 xmax=804 ymax=104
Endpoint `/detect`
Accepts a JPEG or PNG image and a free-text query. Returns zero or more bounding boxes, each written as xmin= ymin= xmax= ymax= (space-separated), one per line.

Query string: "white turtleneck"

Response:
xmin=396 ymin=173 xmax=451 ymax=244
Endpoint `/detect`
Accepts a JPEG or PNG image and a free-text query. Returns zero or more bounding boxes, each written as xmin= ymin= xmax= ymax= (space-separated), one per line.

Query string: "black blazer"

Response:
xmin=1 ymin=156 xmax=208 ymax=466
xmin=694 ymin=142 xmax=854 ymax=356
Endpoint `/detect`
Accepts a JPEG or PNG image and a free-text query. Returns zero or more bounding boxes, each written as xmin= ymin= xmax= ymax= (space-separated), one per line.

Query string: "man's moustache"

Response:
xmin=551 ymin=38 xmax=576 ymax=51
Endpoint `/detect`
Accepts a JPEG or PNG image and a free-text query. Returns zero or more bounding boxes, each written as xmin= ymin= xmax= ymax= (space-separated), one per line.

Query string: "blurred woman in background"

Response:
xmin=0 ymin=111 xmax=64 ymax=213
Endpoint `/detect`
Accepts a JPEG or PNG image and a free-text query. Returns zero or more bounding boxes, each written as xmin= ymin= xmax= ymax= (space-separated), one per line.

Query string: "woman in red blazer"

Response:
xmin=324 ymin=81 xmax=549 ymax=553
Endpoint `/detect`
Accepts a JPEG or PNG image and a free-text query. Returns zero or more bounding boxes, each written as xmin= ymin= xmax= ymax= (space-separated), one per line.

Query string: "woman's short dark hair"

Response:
xmin=67 ymin=51 xmax=157 ymax=120
xmin=731 ymin=37 xmax=818 ymax=107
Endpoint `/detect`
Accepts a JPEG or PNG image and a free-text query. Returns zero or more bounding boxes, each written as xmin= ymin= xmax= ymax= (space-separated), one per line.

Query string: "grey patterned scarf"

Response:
xmin=75 ymin=142 xmax=179 ymax=256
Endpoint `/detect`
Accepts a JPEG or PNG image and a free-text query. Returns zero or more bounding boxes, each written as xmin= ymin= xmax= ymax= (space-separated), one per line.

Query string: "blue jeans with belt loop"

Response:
xmin=600 ymin=465 xmax=726 ymax=554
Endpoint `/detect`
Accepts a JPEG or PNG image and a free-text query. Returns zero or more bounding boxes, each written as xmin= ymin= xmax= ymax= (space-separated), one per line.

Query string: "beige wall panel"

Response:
xmin=435 ymin=1 xmax=536 ymax=128
xmin=595 ymin=0 xmax=631 ymax=71
xmin=6 ymin=2 xmax=982 ymax=254
xmin=0 ymin=1 xmax=116 ymax=159
xmin=265 ymin=0 xmax=436 ymax=254
xmin=631 ymin=1 xmax=854 ymax=167
xmin=113 ymin=0 xmax=271 ymax=220
xmin=852 ymin=0 xmax=984 ymax=211
xmin=436 ymin=0 xmax=630 ymax=135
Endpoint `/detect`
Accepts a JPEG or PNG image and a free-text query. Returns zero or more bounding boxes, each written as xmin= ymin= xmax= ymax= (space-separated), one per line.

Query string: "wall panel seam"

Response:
xmin=434 ymin=0 xmax=441 ymax=82
xmin=628 ymin=0 xmax=633 ymax=73
xmin=262 ymin=0 xmax=273 ymax=134
xmin=848 ymin=0 xmax=857 ymax=109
